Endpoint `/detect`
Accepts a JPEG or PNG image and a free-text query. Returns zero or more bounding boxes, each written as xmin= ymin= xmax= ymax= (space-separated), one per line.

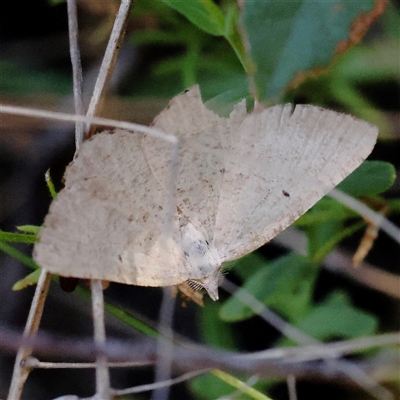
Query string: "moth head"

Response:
xmin=187 ymin=267 xmax=221 ymax=301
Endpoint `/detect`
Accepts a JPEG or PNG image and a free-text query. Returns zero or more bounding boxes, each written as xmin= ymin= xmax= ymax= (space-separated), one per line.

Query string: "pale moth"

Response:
xmin=34 ymin=86 xmax=378 ymax=301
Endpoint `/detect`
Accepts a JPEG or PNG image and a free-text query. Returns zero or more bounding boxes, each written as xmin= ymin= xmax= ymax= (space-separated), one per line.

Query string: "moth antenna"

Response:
xmin=187 ymin=280 xmax=205 ymax=292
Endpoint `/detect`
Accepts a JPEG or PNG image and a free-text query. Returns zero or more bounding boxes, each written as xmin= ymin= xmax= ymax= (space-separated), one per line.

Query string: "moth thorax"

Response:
xmin=180 ymin=220 xmax=221 ymax=300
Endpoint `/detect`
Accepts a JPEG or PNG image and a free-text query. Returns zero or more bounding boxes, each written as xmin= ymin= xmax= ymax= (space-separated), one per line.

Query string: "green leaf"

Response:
xmin=45 ymin=170 xmax=58 ymax=199
xmin=220 ymin=253 xmax=317 ymax=323
xmin=302 ymin=196 xmax=365 ymax=263
xmin=17 ymin=225 xmax=41 ymax=234
xmin=191 ymin=373 xmax=236 ymax=400
xmin=211 ymin=369 xmax=273 ymax=400
xmin=387 ymin=198 xmax=400 ymax=213
xmin=191 ymin=371 xmax=270 ymax=400
xmin=0 ymin=230 xmax=37 ymax=244
xmin=337 ymin=161 xmax=396 ymax=197
xmin=130 ymin=30 xmax=186 ymax=46
xmin=0 ymin=60 xmax=70 ymax=95
xmin=308 ymin=220 xmax=364 ymax=264
xmin=200 ymin=301 xmax=237 ymax=350
xmin=306 ymin=218 xmax=341 ymax=261
xmin=285 ymin=291 xmax=377 ymax=343
xmin=0 ymin=241 xmax=39 ymax=270
xmin=161 ymin=0 xmax=248 ymax=71
xmin=295 ymin=198 xmax=355 ymax=227
xmin=162 ymin=0 xmax=225 ymax=36
xmin=12 ymin=269 xmax=41 ymax=291
xmin=204 ymin=81 xmax=249 ymax=117
xmin=241 ymin=0 xmax=376 ymax=100
xmin=223 ymin=4 xmax=248 ymax=72
xmin=284 ymin=40 xmax=399 ymax=137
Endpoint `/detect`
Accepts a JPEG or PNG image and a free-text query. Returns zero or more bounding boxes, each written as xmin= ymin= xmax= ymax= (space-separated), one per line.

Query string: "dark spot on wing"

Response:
xmin=282 ymin=190 xmax=290 ymax=197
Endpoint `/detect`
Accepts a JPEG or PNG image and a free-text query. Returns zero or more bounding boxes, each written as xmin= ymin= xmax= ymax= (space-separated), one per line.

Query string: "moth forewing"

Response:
xmin=33 ymin=86 xmax=378 ymax=301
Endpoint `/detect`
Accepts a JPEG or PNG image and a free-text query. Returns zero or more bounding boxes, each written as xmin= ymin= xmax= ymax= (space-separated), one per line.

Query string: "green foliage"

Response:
xmin=0 ymin=60 xmax=71 ymax=95
xmin=290 ymin=291 xmax=378 ymax=341
xmin=162 ymin=0 xmax=247 ymax=70
xmin=220 ymin=254 xmax=317 ymax=323
xmin=130 ymin=0 xmax=248 ymax=101
xmin=0 ymin=230 xmax=37 ymax=244
xmin=0 ymin=227 xmax=40 ymax=290
xmin=45 ymin=170 xmax=58 ymax=199
xmin=16 ymin=225 xmax=41 ymax=234
xmin=212 ymin=369 xmax=272 ymax=400
xmin=199 ymin=300 xmax=238 ymax=349
xmin=191 ymin=372 xmax=270 ymax=400
xmin=191 ymin=373 xmax=235 ymax=400
xmin=387 ymin=198 xmax=400 ymax=213
xmin=0 ymin=241 xmax=39 ymax=271
xmin=162 ymin=0 xmax=226 ymax=36
xmin=306 ymin=219 xmax=365 ymax=264
xmin=294 ymin=160 xmax=396 ymax=230
xmin=12 ymin=269 xmax=42 ymax=291
xmin=337 ymin=161 xmax=396 ymax=197
xmin=241 ymin=0 xmax=376 ymax=101
xmin=294 ymin=198 xmax=355 ymax=226
xmin=228 ymin=251 xmax=269 ymax=281
xmin=285 ymin=39 xmax=400 ymax=136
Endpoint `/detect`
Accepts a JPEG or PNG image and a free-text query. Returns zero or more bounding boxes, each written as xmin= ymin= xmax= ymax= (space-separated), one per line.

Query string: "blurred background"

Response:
xmin=0 ymin=1 xmax=399 ymax=399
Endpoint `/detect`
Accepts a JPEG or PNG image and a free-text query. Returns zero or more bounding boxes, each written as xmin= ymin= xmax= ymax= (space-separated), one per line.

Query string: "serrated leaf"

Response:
xmin=220 ymin=253 xmax=316 ymax=322
xmin=241 ymin=0 xmax=376 ymax=100
xmin=162 ymin=0 xmax=225 ymax=36
xmin=12 ymin=269 xmax=41 ymax=290
xmin=337 ymin=161 xmax=396 ymax=197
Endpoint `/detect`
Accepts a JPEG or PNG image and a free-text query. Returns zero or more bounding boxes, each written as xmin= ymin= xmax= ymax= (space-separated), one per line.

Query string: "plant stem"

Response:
xmin=7 ymin=270 xmax=52 ymax=400
xmin=91 ymin=279 xmax=111 ymax=399
xmin=85 ymin=0 xmax=134 ymax=138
